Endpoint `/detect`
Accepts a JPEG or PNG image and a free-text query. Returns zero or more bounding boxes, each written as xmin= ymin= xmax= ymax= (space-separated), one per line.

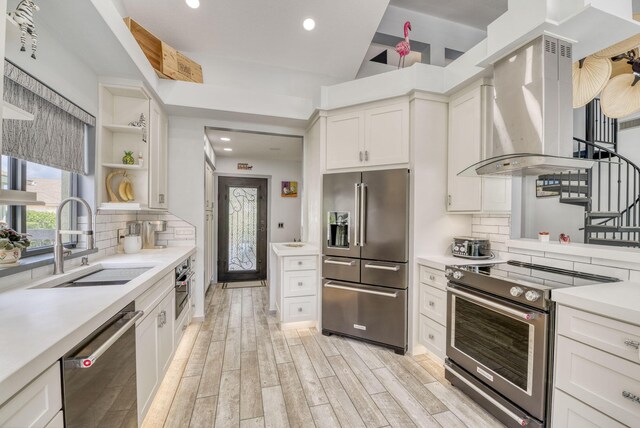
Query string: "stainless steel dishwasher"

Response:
xmin=62 ymin=302 xmax=143 ymax=428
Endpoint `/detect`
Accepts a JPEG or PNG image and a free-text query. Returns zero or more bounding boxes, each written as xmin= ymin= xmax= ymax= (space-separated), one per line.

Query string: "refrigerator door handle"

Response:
xmin=354 ymin=183 xmax=360 ymax=247
xmin=360 ymin=184 xmax=367 ymax=246
xmin=324 ymin=259 xmax=356 ymax=266
xmin=324 ymin=281 xmax=398 ymax=298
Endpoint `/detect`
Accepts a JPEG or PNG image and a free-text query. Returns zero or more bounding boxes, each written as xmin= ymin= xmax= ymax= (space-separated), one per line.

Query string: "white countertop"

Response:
xmin=552 ymin=281 xmax=640 ymax=326
xmin=271 ymin=242 xmax=320 ymax=256
xmin=507 ymin=238 xmax=640 ymax=263
xmin=416 ymin=254 xmax=504 ymax=271
xmin=0 ymin=246 xmax=195 ymax=405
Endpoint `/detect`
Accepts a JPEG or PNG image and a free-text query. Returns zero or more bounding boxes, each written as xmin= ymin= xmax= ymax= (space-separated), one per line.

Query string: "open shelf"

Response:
xmin=102 ymin=162 xmax=146 ymax=170
xmin=99 ymin=202 xmax=146 ymax=211
xmin=103 ymin=124 xmax=144 ymax=134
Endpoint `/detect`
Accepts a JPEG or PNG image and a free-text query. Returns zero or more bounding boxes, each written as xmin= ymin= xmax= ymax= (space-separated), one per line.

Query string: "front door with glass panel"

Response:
xmin=217 ymin=176 xmax=268 ymax=282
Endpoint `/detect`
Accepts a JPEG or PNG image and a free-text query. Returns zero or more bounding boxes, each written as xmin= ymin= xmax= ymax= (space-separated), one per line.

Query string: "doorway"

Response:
xmin=217 ymin=176 xmax=268 ymax=283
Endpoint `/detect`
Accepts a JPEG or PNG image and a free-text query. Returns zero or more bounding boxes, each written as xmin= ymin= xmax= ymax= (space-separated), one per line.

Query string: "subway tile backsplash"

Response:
xmin=472 ymin=213 xmax=640 ymax=284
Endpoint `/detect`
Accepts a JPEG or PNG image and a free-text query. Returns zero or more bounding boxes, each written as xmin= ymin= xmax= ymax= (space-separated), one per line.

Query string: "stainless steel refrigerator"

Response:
xmin=322 ymin=168 xmax=409 ymax=354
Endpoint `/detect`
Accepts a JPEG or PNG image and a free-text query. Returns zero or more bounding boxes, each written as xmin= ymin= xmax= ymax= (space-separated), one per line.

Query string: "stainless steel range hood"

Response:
xmin=466 ymin=35 xmax=595 ymax=177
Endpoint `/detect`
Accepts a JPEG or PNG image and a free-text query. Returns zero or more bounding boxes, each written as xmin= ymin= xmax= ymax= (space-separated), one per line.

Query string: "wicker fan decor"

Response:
xmin=600 ymin=73 xmax=640 ymax=118
xmin=572 ymin=56 xmax=612 ymax=108
xmin=593 ymin=34 xmax=640 ymax=59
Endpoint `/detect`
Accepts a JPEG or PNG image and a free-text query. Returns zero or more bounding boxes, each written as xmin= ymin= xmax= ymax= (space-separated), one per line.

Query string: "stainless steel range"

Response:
xmin=444 ymin=261 xmax=619 ymax=428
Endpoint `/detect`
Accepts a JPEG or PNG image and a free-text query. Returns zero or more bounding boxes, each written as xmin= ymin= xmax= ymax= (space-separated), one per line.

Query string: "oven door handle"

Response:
xmin=324 ymin=281 xmax=398 ymax=298
xmin=447 ymin=286 xmax=538 ymax=321
xmin=65 ymin=310 xmax=144 ymax=369
xmin=176 ymin=271 xmax=195 ymax=287
xmin=445 ymin=365 xmax=531 ymax=426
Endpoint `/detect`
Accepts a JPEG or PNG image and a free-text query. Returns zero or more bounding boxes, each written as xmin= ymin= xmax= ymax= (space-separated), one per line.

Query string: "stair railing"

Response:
xmin=573 ymin=137 xmax=640 ymax=243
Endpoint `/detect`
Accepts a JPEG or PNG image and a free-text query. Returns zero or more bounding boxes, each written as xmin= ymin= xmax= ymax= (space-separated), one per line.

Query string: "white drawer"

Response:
xmin=135 ymin=272 xmax=174 ymax=317
xmin=558 ymin=305 xmax=640 ymax=364
xmin=419 ymin=284 xmax=447 ymax=325
xmin=419 ymin=265 xmax=447 ymax=291
xmin=419 ymin=314 xmax=446 ymax=360
xmin=283 ymin=270 xmax=317 ymax=298
xmin=0 ymin=363 xmax=62 ymax=428
xmin=556 ymin=336 xmax=640 ymax=427
xmin=552 ymin=389 xmax=625 ymax=428
xmin=284 ymin=256 xmax=317 ymax=271
xmin=282 ymin=295 xmax=317 ymax=323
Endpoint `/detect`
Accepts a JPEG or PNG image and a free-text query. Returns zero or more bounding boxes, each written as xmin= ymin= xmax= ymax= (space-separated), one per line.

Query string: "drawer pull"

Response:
xmin=624 ymin=339 xmax=640 ymax=349
xmin=364 ymin=263 xmax=400 ymax=272
xmin=324 ymin=259 xmax=356 ymax=266
xmin=623 ymin=391 xmax=640 ymax=404
xmin=298 ymin=307 xmax=303 ymax=312
xmin=324 ymin=281 xmax=398 ymax=298
xmin=428 ymin=334 xmax=434 ymax=339
xmin=428 ymin=301 xmax=435 ymax=307
xmin=429 ymin=275 xmax=436 ymax=281
xmin=298 ymin=281 xmax=304 ymax=286
xmin=298 ymin=261 xmax=303 ymax=266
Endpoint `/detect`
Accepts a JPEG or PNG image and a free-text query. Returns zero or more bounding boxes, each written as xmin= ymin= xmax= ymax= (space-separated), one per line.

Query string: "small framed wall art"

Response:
xmin=281 ymin=181 xmax=298 ymax=197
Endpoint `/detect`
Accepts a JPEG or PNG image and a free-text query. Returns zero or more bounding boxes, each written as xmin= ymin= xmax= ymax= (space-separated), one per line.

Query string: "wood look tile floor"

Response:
xmin=142 ymin=285 xmax=505 ymax=428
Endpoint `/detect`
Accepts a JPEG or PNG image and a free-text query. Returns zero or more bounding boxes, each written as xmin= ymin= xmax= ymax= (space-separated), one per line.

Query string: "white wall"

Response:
xmin=215 ymin=156 xmax=303 ymax=243
xmin=5 ymin=3 xmax=99 ymax=115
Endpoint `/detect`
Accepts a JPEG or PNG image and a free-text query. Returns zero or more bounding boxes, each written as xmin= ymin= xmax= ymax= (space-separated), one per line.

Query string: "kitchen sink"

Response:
xmin=33 ymin=267 xmax=151 ymax=289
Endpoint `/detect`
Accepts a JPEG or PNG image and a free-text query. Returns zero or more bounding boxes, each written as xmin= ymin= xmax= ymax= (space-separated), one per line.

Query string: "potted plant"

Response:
xmin=0 ymin=223 xmax=31 ymax=265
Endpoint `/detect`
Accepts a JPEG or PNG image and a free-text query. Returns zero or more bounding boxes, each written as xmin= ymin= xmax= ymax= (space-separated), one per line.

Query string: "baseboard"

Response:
xmin=280 ymin=320 xmax=317 ymax=331
xmin=191 ymin=316 xmax=204 ymax=323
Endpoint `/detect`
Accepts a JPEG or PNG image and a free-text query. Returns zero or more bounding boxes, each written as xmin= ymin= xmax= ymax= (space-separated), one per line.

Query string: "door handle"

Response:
xmin=324 ymin=281 xmax=398 ymax=298
xmin=354 ymin=183 xmax=360 ymax=247
xmin=364 ymin=263 xmax=400 ymax=272
xmin=324 ymin=259 xmax=356 ymax=266
xmin=65 ymin=310 xmax=144 ymax=369
xmin=360 ymin=184 xmax=367 ymax=246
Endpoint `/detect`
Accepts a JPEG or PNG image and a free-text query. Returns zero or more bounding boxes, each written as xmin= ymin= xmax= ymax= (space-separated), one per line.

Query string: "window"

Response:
xmin=1 ymin=155 xmax=77 ymax=255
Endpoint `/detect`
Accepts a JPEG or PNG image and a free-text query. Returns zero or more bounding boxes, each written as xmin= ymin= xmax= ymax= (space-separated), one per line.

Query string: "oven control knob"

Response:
xmin=525 ymin=290 xmax=541 ymax=302
xmin=510 ymin=286 xmax=524 ymax=297
xmin=452 ymin=271 xmax=464 ymax=280
xmin=445 ymin=269 xmax=454 ymax=277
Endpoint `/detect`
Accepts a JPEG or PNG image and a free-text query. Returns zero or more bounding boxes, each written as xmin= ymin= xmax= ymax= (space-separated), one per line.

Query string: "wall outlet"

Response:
xmin=175 ymin=227 xmax=195 ymax=238
xmin=117 ymin=228 xmax=126 ymax=245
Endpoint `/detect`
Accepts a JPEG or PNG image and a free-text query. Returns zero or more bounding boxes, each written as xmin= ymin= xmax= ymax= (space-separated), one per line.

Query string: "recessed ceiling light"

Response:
xmin=223 ymin=148 xmax=233 ymax=152
xmin=220 ymin=137 xmax=231 ymax=142
xmin=303 ymin=18 xmax=315 ymax=31
xmin=186 ymin=0 xmax=200 ymax=9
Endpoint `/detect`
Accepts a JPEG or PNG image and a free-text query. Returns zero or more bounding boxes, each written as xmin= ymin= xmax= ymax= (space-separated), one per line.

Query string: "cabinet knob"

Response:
xmin=298 ymin=281 xmax=303 ymax=286
xmin=298 ymin=307 xmax=303 ymax=312
xmin=182 ymin=325 xmax=187 ymax=331
xmin=428 ymin=334 xmax=434 ymax=340
xmin=428 ymin=301 xmax=435 ymax=307
xmin=298 ymin=261 xmax=303 ymax=266
xmin=429 ymin=275 xmax=435 ymax=281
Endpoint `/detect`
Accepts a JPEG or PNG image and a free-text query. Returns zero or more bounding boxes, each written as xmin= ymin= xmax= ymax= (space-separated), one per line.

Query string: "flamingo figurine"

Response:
xmin=395 ymin=21 xmax=412 ymax=69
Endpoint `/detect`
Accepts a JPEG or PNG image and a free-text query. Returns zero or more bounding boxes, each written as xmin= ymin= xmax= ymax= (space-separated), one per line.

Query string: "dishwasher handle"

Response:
xmin=65 ymin=310 xmax=144 ymax=369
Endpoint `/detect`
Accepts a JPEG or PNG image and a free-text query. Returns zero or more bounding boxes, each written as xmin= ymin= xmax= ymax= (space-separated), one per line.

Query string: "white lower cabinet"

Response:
xmin=44 ymin=411 xmax=64 ymax=428
xmin=136 ymin=274 xmax=178 ymax=424
xmin=552 ymin=389 xmax=625 ymax=428
xmin=0 ymin=363 xmax=62 ymax=428
xmin=274 ymin=249 xmax=319 ymax=329
xmin=554 ymin=305 xmax=640 ymax=427
xmin=418 ymin=264 xmax=448 ymax=359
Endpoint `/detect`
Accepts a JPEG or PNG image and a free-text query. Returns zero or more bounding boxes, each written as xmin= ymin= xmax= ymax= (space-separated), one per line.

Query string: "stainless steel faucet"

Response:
xmin=54 ymin=197 xmax=94 ymax=274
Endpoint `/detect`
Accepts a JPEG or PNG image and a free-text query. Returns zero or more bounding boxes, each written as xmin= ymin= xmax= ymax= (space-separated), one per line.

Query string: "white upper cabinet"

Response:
xmin=447 ymin=82 xmax=511 ymax=213
xmin=325 ymin=100 xmax=409 ymax=170
xmin=364 ymin=102 xmax=410 ymax=167
xmin=148 ymin=98 xmax=168 ymax=210
xmin=326 ymin=111 xmax=364 ymax=170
